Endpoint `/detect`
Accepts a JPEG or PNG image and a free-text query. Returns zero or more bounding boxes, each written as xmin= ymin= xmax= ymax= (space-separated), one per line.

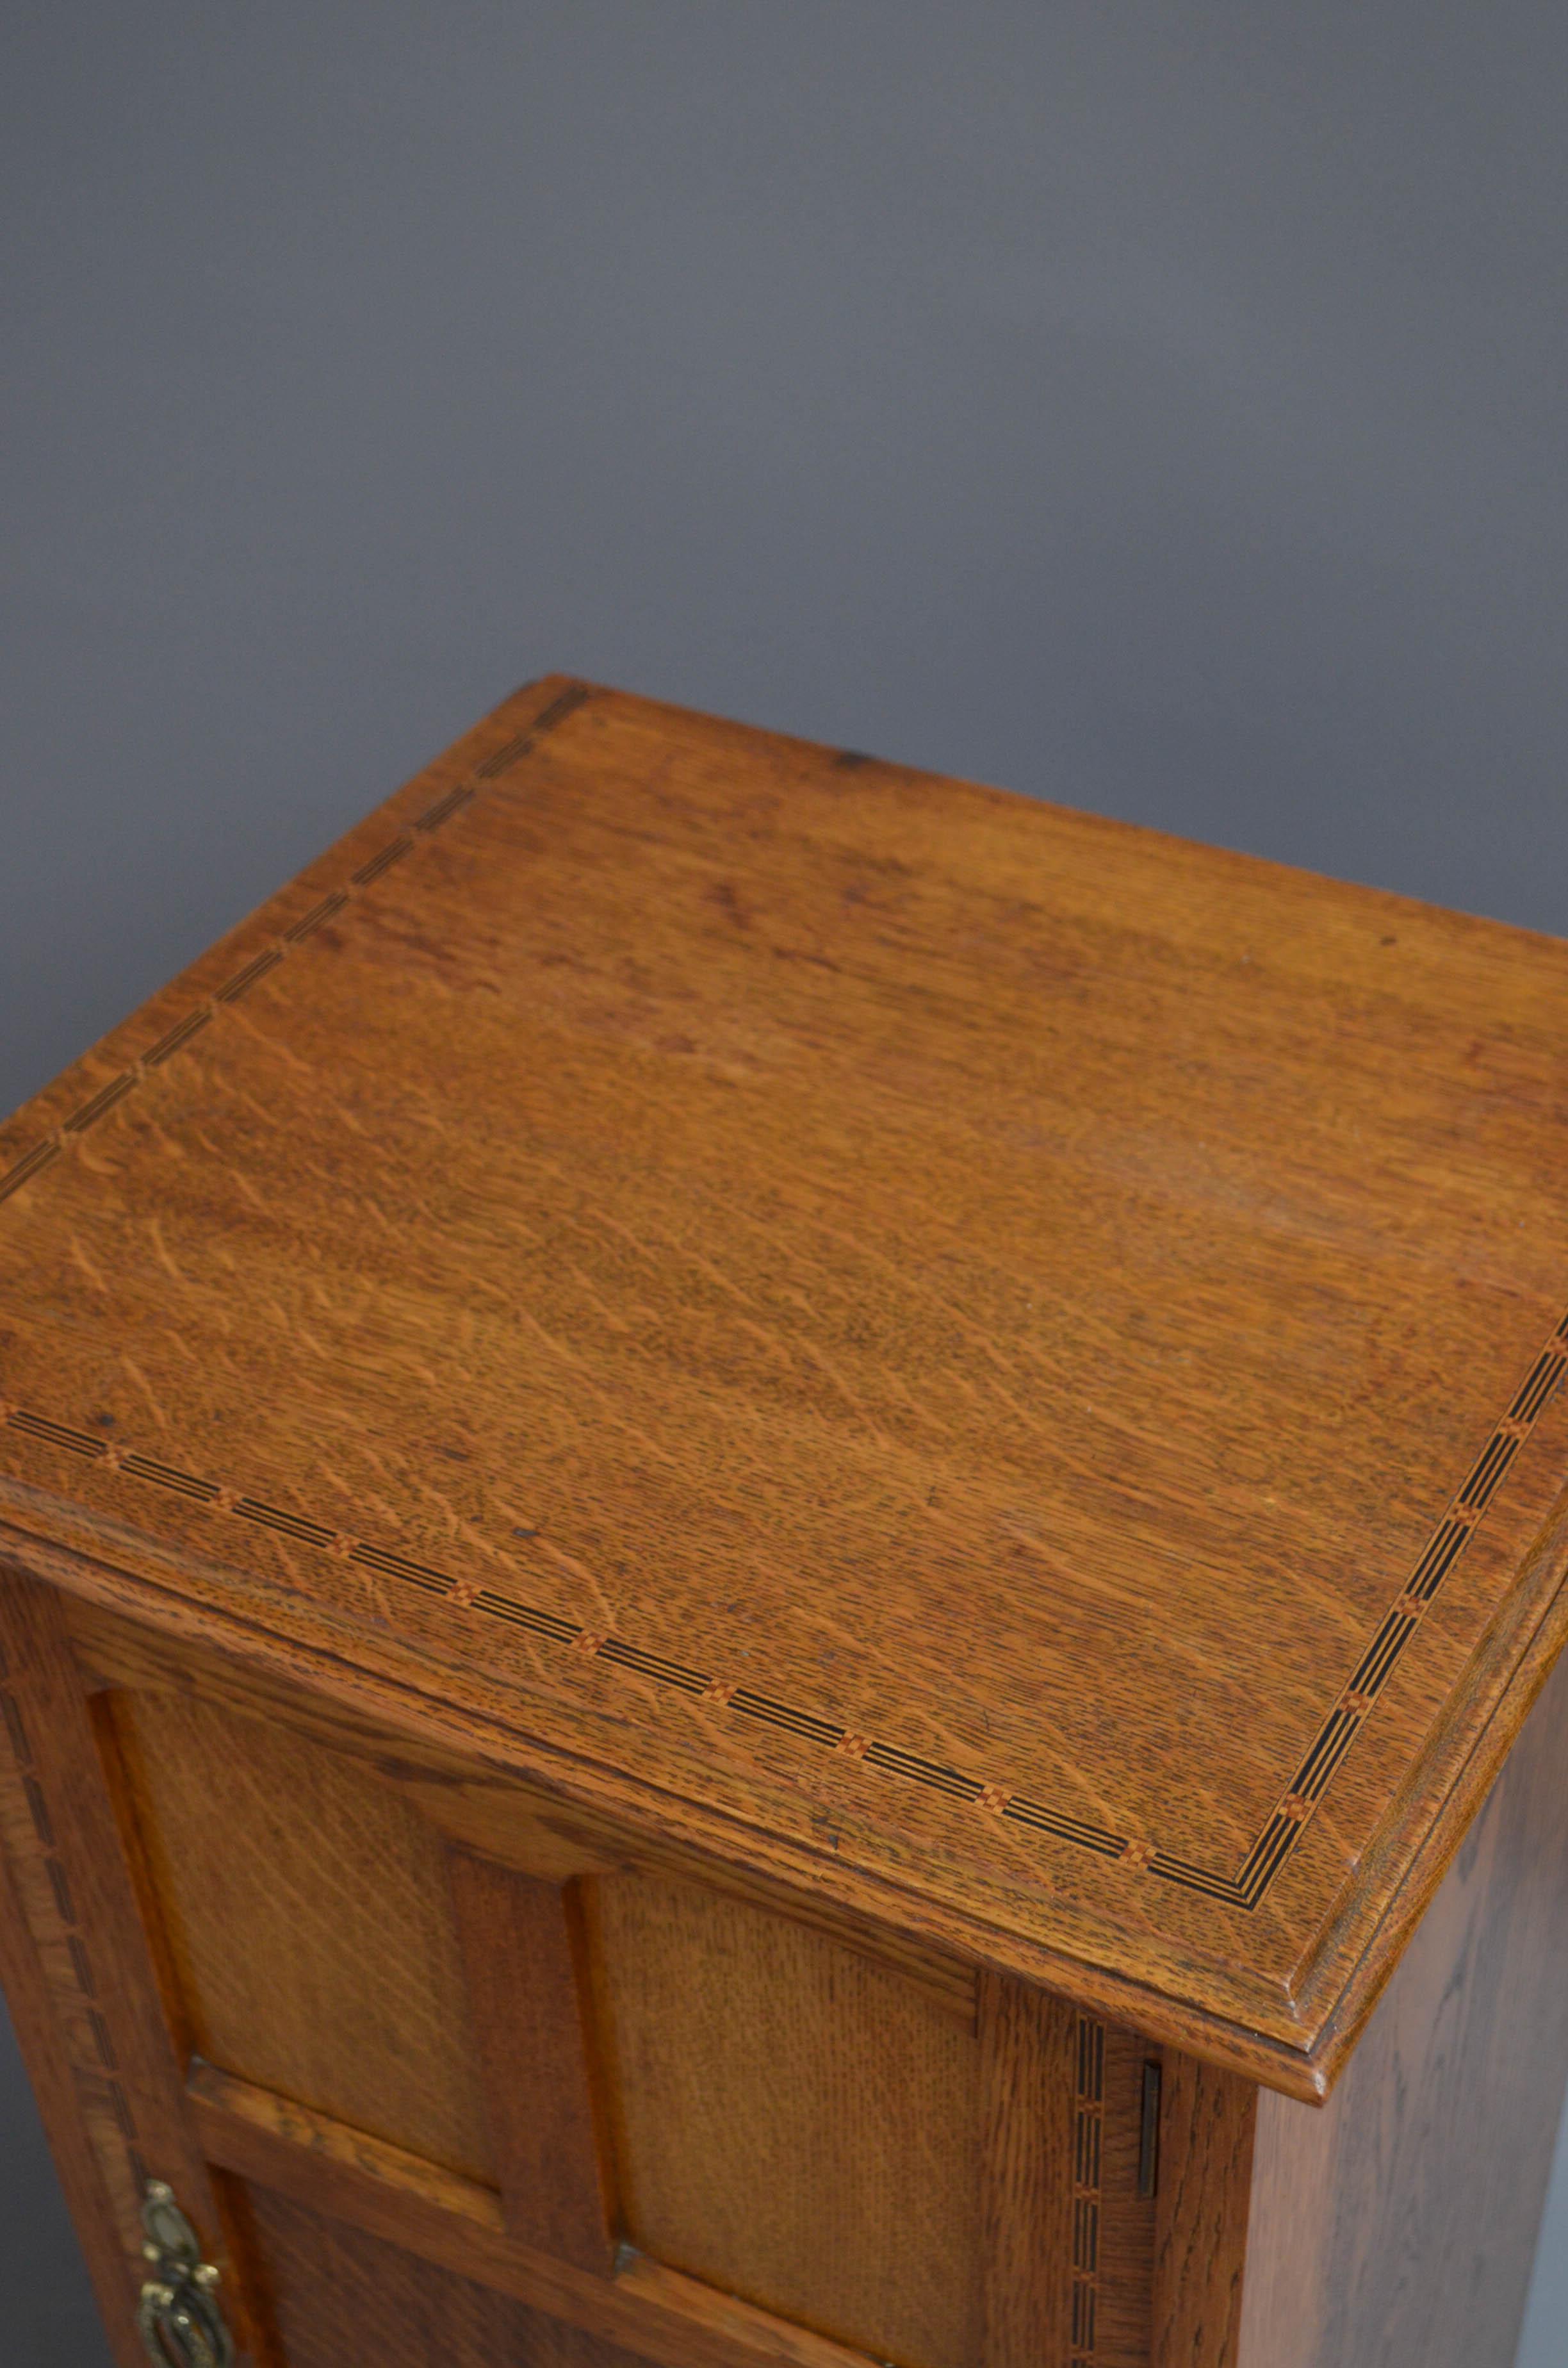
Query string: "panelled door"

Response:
xmin=0 ymin=1567 xmax=1157 ymax=2368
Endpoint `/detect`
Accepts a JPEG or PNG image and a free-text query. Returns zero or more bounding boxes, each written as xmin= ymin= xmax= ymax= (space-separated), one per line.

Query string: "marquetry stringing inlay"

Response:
xmin=1 ymin=679 xmax=1563 ymax=1911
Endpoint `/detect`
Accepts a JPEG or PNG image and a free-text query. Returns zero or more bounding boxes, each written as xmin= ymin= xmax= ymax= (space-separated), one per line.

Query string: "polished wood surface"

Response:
xmin=63 ymin=1589 xmax=980 ymax=2023
xmin=114 ymin=1681 xmax=494 ymax=2178
xmin=13 ymin=1583 xmax=1127 ymax=2368
xmin=12 ymin=1549 xmax=1555 ymax=2368
xmin=1236 ymin=1632 xmax=1568 ymax=2368
xmin=1 ymin=1433 xmax=1565 ymax=2368
xmin=591 ymin=1866 xmax=981 ymax=2368
xmin=3 ymin=678 xmax=1568 ymax=2368
xmin=1 ymin=677 xmax=1566 ymax=2084
xmin=243 ymin=2185 xmax=648 ymax=2368
xmin=1150 ymin=2058 xmax=1255 ymax=2368
xmin=189 ymin=2064 xmax=877 ymax=2368
xmin=445 ymin=1850 xmax=617 ymax=2271
xmin=1091 ymin=2025 xmax=1159 ymax=2368
xmin=975 ymin=1974 xmax=1076 ymax=2368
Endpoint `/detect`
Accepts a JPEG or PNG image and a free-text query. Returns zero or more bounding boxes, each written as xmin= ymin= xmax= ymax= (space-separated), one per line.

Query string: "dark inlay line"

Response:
xmin=215 ymin=946 xmax=286 ymax=1005
xmin=0 ymin=1139 xmax=61 ymax=1201
xmin=6 ymin=1410 xmax=105 ymax=1458
xmin=474 ymin=683 xmax=591 ymax=778
xmin=1291 ymin=1705 xmax=1364 ymax=1804
xmin=1510 ymin=1348 xmax=1567 ymax=1426
xmin=349 ymin=1541 xmax=450 ymax=1597
xmin=62 ymin=1073 xmax=138 ymax=1133
xmin=1347 ymin=1611 xmax=1418 ymax=1704
xmin=1002 ymin=1797 xmax=1127 ymax=1855
xmin=3 ymin=1253 xmax=1565 ymax=1914
xmin=597 ymin=1637 xmax=711 ymax=1695
xmin=233 ymin=1498 xmax=338 ymax=1549
xmin=415 ymin=782 xmax=477 ymax=832
xmin=1149 ymin=1855 xmax=1249 ymax=1905
xmin=1077 ymin=2016 xmax=1105 ymax=2102
xmin=730 ymin=1689 xmax=844 ymax=1748
xmin=472 ymin=733 xmax=534 ymax=782
xmin=471 ymin=1590 xmax=580 ymax=1646
xmin=1138 ymin=2060 xmax=1162 ymax=2199
xmin=120 ymin=1453 xmax=220 ymax=1502
xmin=284 ymin=891 xmax=350 ymax=944
xmin=1409 ymin=1516 xmax=1472 ymax=1602
xmin=1458 ymin=1428 xmax=1523 ymax=1512
xmin=1070 ymin=2018 xmax=1106 ymax=2356
xmin=1240 ymin=1812 xmax=1306 ymax=1904
xmin=143 ymin=1007 xmax=213 ymax=1065
xmin=22 ymin=1774 xmax=54 ymax=1848
xmin=350 ymin=834 xmax=415 ymax=888
xmin=862 ymin=1741 xmax=985 ymax=1802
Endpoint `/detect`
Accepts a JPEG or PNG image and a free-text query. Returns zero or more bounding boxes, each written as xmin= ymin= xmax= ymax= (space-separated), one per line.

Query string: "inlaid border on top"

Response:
xmin=0 ymin=677 xmax=1564 ymax=1916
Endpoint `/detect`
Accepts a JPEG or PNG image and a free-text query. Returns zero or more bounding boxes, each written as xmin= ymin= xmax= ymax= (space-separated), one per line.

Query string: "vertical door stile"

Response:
xmin=444 ymin=1845 xmax=619 ymax=2274
xmin=977 ymin=1969 xmax=1080 ymax=2368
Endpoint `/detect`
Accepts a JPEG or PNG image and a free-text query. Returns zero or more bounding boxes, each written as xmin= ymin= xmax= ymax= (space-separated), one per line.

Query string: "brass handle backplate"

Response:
xmin=136 ymin=2180 xmax=235 ymax=2368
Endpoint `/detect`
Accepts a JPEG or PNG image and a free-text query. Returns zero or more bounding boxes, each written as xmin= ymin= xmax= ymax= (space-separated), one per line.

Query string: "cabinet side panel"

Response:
xmin=110 ymin=1685 xmax=494 ymax=2181
xmin=590 ymin=1868 xmax=982 ymax=2368
xmin=1238 ymin=1640 xmax=1568 ymax=2368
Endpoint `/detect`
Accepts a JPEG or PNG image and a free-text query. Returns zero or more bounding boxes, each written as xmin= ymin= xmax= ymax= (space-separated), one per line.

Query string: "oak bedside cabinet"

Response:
xmin=3 ymin=679 xmax=1567 ymax=2368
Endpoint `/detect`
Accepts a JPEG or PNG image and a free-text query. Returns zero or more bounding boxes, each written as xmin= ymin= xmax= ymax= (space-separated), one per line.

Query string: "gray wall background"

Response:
xmin=3 ymin=6 xmax=1567 ymax=2362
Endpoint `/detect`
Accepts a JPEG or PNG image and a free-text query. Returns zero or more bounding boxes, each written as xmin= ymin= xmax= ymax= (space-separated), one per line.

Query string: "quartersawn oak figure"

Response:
xmin=1 ymin=677 xmax=1565 ymax=2368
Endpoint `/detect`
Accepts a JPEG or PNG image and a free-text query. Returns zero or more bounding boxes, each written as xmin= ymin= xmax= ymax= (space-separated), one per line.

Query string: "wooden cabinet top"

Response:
xmin=4 ymin=677 xmax=1565 ymax=2097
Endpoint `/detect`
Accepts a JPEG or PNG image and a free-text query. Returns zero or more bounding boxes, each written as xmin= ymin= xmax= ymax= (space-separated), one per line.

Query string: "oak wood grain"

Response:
xmin=188 ymin=2060 xmax=885 ymax=2368
xmin=244 ymin=2184 xmax=646 ymax=2368
xmin=1150 ymin=2055 xmax=1256 ymax=2368
xmin=13 ymin=1531 xmax=1567 ymax=2368
xmin=111 ymin=1680 xmax=494 ymax=2179
xmin=26 ymin=1519 xmax=1343 ymax=2100
xmin=4 ymin=671 xmax=1568 ymax=2368
xmin=1096 ymin=2024 xmax=1161 ymax=2368
xmin=1236 ymin=1634 xmax=1568 ymax=2368
xmin=589 ymin=1866 xmax=982 ymax=2368
xmin=1 ymin=678 xmax=1567 ymax=2074
xmin=445 ymin=1849 xmax=617 ymax=2270
xmin=976 ymin=1971 xmax=1076 ymax=2367
xmin=67 ymin=1594 xmax=977 ymax=2028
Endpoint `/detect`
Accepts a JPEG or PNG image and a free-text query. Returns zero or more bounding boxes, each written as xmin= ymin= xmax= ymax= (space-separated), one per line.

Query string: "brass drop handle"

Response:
xmin=136 ymin=2181 xmax=235 ymax=2368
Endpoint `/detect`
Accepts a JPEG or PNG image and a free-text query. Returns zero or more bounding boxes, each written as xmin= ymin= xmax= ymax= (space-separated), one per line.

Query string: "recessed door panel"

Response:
xmin=590 ymin=1869 xmax=983 ymax=2368
xmin=245 ymin=2186 xmax=645 ymax=2368
xmin=110 ymin=1686 xmax=494 ymax=2180
xmin=42 ymin=1597 xmax=1159 ymax=2368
